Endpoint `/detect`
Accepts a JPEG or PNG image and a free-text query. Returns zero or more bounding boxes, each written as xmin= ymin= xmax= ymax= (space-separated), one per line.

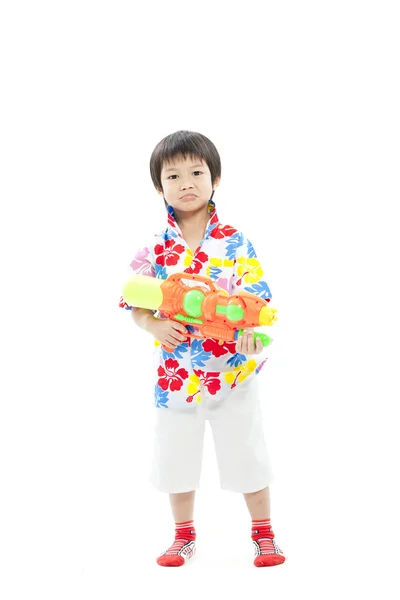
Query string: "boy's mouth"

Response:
xmin=180 ymin=194 xmax=198 ymax=201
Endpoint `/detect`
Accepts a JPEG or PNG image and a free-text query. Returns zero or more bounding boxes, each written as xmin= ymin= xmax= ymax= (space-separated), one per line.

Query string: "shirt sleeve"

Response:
xmin=119 ymin=245 xmax=156 ymax=310
xmin=231 ymin=234 xmax=272 ymax=301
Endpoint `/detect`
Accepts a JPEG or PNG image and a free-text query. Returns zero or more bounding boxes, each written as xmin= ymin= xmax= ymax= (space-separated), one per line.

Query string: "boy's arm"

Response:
xmin=232 ymin=234 xmax=273 ymax=355
xmin=130 ymin=307 xmax=157 ymax=334
xmin=131 ymin=306 xmax=188 ymax=349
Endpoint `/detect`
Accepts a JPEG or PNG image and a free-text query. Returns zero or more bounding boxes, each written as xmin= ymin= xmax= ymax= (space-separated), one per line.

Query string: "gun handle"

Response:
xmin=168 ymin=272 xmax=221 ymax=293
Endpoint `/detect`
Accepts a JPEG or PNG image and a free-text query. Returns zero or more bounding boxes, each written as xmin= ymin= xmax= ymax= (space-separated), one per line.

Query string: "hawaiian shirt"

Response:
xmin=119 ymin=200 xmax=273 ymax=410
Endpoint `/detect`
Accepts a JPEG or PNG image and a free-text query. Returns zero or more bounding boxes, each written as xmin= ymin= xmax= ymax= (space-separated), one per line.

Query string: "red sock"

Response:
xmin=156 ymin=520 xmax=196 ymax=567
xmin=251 ymin=518 xmax=286 ymax=567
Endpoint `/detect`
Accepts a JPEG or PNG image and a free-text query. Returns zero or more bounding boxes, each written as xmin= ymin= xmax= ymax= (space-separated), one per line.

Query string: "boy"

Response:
xmin=119 ymin=130 xmax=285 ymax=567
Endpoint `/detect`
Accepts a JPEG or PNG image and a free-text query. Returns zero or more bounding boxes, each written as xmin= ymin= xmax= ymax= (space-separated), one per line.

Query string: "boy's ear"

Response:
xmin=213 ymin=177 xmax=221 ymax=190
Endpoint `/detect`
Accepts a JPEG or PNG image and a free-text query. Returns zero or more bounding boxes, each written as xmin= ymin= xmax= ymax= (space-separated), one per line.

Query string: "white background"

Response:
xmin=1 ymin=1 xmax=399 ymax=598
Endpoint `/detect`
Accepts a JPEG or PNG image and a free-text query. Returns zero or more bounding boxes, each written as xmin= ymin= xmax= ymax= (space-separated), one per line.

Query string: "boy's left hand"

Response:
xmin=235 ymin=329 xmax=264 ymax=355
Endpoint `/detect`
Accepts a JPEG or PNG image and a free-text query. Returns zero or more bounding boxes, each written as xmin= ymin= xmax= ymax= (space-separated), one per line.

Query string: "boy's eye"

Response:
xmin=167 ymin=171 xmax=202 ymax=180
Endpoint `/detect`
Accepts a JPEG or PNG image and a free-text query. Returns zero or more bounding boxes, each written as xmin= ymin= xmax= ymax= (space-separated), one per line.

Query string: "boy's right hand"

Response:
xmin=149 ymin=318 xmax=188 ymax=349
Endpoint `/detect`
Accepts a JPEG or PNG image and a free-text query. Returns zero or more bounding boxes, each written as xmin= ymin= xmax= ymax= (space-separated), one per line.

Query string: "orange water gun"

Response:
xmin=121 ymin=272 xmax=278 ymax=352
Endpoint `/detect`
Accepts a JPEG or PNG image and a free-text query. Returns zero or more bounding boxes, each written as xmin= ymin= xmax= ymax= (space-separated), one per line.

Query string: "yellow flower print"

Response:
xmin=207 ymin=257 xmax=222 ymax=273
xmin=187 ymin=374 xmax=202 ymax=404
xmin=224 ymin=371 xmax=236 ymax=385
xmin=187 ymin=374 xmax=200 ymax=394
xmin=206 ymin=257 xmax=234 ymax=277
xmin=236 ymin=257 xmax=263 ymax=284
xmin=184 ymin=249 xmax=194 ymax=267
xmin=224 ymin=360 xmax=258 ymax=385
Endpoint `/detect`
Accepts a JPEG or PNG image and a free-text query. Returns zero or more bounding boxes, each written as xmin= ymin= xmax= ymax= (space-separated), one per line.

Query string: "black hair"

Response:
xmin=150 ymin=130 xmax=221 ymax=194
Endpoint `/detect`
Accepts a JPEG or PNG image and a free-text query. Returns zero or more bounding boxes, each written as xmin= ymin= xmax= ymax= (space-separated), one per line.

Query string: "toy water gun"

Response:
xmin=121 ymin=272 xmax=278 ymax=353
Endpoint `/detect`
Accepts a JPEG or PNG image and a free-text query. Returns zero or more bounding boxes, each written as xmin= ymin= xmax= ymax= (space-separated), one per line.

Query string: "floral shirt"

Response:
xmin=119 ymin=200 xmax=273 ymax=410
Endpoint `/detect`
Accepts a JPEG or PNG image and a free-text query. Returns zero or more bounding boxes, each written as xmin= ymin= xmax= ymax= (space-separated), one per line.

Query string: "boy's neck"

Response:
xmin=175 ymin=206 xmax=209 ymax=234
xmin=174 ymin=206 xmax=210 ymax=252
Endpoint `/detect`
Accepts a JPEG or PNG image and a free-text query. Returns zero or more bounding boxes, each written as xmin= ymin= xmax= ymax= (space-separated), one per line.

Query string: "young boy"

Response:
xmin=119 ymin=130 xmax=285 ymax=567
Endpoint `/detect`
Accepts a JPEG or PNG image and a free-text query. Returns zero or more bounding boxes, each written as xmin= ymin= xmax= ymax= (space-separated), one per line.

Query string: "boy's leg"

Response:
xmin=170 ymin=490 xmax=196 ymax=522
xmin=208 ymin=376 xmax=273 ymax=494
xmin=243 ymin=486 xmax=270 ymax=520
xmin=157 ymin=492 xmax=197 ymax=567
xmin=244 ymin=487 xmax=285 ymax=566
xmin=209 ymin=377 xmax=285 ymax=566
xmin=151 ymin=407 xmax=204 ymax=567
xmin=150 ymin=406 xmax=205 ymax=493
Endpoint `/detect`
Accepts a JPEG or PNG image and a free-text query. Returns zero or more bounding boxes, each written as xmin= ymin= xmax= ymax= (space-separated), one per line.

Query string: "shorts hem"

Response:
xmin=150 ymin=479 xmax=200 ymax=494
xmin=220 ymin=479 xmax=274 ymax=494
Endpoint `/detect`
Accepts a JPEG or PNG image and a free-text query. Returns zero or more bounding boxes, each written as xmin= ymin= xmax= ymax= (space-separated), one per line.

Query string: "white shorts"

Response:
xmin=149 ymin=375 xmax=274 ymax=494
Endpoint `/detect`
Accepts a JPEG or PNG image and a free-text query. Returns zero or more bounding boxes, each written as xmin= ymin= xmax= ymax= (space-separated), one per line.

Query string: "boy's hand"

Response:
xmin=149 ymin=318 xmax=188 ymax=349
xmin=235 ymin=329 xmax=264 ymax=355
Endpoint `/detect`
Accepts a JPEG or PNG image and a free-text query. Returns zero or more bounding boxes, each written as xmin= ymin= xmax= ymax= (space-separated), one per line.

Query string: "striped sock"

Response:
xmin=251 ymin=518 xmax=286 ymax=567
xmin=156 ymin=520 xmax=196 ymax=567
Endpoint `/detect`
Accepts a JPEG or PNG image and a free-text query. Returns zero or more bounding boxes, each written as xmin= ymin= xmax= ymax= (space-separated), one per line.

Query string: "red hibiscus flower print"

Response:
xmin=209 ymin=211 xmax=219 ymax=226
xmin=202 ymin=338 xmax=237 ymax=357
xmin=184 ymin=251 xmax=209 ymax=274
xmin=210 ymin=225 xmax=238 ymax=239
xmin=154 ymin=240 xmax=185 ymax=267
xmin=119 ymin=297 xmax=130 ymax=309
xmin=157 ymin=358 xmax=189 ymax=391
xmin=194 ymin=369 xmax=221 ymax=395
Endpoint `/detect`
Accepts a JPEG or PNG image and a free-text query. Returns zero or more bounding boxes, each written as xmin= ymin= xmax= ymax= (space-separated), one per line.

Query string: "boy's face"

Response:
xmin=157 ymin=154 xmax=219 ymax=215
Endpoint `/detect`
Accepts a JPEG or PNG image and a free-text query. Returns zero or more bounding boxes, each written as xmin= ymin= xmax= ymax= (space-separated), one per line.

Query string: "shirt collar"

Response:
xmin=166 ymin=198 xmax=220 ymax=240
